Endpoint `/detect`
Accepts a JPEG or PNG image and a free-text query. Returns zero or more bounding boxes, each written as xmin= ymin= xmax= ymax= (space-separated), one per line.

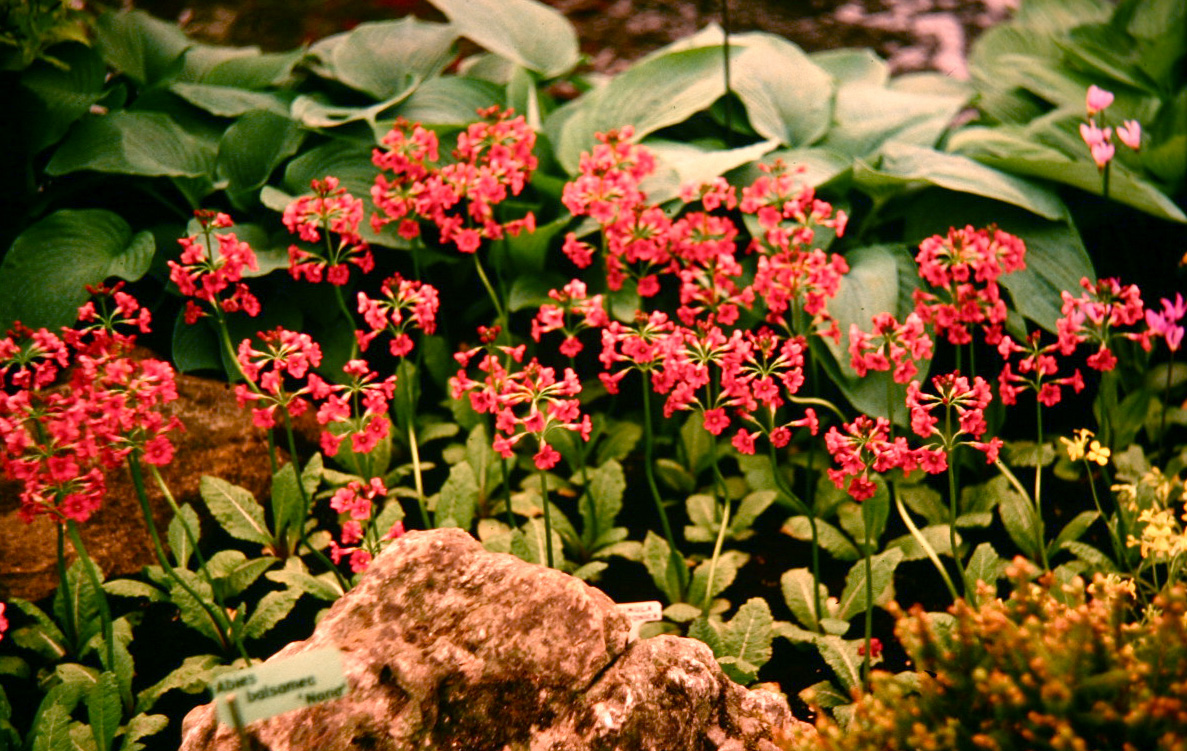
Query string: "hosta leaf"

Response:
xmin=427 ymin=0 xmax=578 ymax=77
xmin=47 ymin=111 xmax=215 ymax=178
xmin=0 ymin=209 xmax=154 ymax=331
xmin=217 ymin=110 xmax=304 ymax=196
xmin=19 ymin=43 xmax=106 ymax=153
xmin=311 ymin=18 xmax=456 ymax=100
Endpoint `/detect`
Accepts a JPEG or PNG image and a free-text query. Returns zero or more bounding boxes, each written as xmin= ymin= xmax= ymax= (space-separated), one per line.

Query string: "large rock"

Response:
xmin=179 ymin=529 xmax=798 ymax=751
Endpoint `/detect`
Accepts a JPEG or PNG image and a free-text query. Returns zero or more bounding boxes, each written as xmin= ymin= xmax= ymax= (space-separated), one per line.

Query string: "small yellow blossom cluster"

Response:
xmin=1061 ymin=427 xmax=1111 ymax=465
xmin=1114 ymin=466 xmax=1187 ymax=564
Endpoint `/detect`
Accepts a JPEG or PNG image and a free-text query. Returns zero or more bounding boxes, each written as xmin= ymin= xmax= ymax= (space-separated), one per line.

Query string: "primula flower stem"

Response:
xmin=947 ymin=450 xmax=967 ymax=596
xmin=130 ymin=455 xmax=250 ymax=663
xmin=1083 ymin=458 xmax=1125 ymax=567
xmin=767 ymin=442 xmax=824 ymax=627
xmin=1034 ymin=401 xmax=1050 ymax=570
xmin=641 ymin=380 xmax=689 ymax=594
xmin=65 ymin=520 xmax=115 ymax=673
xmin=333 ymin=286 xmax=360 ymax=360
xmin=702 ymin=501 xmax=731 ymax=616
xmin=281 ymin=412 xmax=351 ymax=591
xmin=473 ymin=254 xmax=508 ymax=334
xmin=1159 ymin=353 xmax=1174 ymax=463
xmin=55 ymin=527 xmax=78 ymax=649
xmin=862 ymin=521 xmax=873 ymax=686
xmin=893 ymin=483 xmax=959 ymax=601
xmin=407 ymin=422 xmax=431 ymax=529
xmin=538 ymin=464 xmax=554 ymax=569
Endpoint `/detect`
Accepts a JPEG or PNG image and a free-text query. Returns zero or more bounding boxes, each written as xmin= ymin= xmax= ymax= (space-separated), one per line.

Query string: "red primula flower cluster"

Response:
xmin=906 ymin=371 xmax=1002 ymax=463
xmin=327 ymin=477 xmax=404 ymax=574
xmin=371 ymin=108 xmax=538 ymax=254
xmin=311 ymin=359 xmax=397 ymax=457
xmin=356 ymin=273 xmax=440 ymax=357
xmin=1057 ymin=276 xmax=1150 ymax=372
xmin=450 ymin=328 xmax=591 ymax=470
xmin=825 ymin=416 xmax=943 ymax=501
xmin=284 ymin=176 xmax=375 ymax=286
xmin=728 ymin=329 xmax=819 ymax=455
xmin=168 ymin=210 xmax=261 ymax=324
xmin=912 ymin=225 xmax=1026 ymax=346
xmin=0 ymin=292 xmax=182 ymax=524
xmin=996 ymin=331 xmax=1086 ymax=407
xmin=1147 ymin=294 xmax=1186 ymax=353
xmin=531 ymin=279 xmax=610 ymax=357
xmin=849 ymin=312 xmax=934 ymax=384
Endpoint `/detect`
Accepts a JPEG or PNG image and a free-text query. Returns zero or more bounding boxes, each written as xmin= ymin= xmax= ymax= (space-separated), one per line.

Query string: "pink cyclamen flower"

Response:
xmin=1146 ymin=294 xmax=1186 ymax=352
xmin=1116 ymin=120 xmax=1141 ymax=151
xmin=1086 ymin=85 xmax=1114 ymax=115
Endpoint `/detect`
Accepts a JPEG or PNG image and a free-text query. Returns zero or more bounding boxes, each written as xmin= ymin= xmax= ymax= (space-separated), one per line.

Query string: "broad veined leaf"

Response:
xmin=780 ymin=568 xmax=828 ymax=630
xmin=18 ymin=43 xmax=106 ymax=153
xmin=781 ymin=516 xmax=861 ymax=561
xmin=199 ymin=476 xmax=272 ymax=546
xmin=821 ymin=81 xmax=967 ymax=158
xmin=810 ymin=47 xmax=889 ymax=86
xmin=47 ymin=111 xmax=216 ymax=178
xmin=244 ymin=588 xmax=301 ymax=640
xmin=167 ymin=503 xmax=201 ymax=569
xmin=721 ymin=598 xmax=774 ymax=673
xmin=394 ymin=75 xmax=505 ymax=126
xmin=201 ymin=48 xmax=305 ymax=88
xmin=87 ymin=672 xmax=121 ymax=751
xmin=642 ymin=531 xmax=685 ymax=603
xmin=732 ymin=146 xmax=852 ymax=191
xmin=582 ymin=460 xmax=625 ymax=548
xmin=170 ymin=82 xmax=290 ymax=117
xmin=638 ymin=138 xmax=781 ymax=204
xmin=730 ymin=34 xmax=834 ymax=147
xmin=0 ymin=209 xmax=154 ymax=330
xmin=94 ymin=9 xmax=191 ymax=86
xmin=964 ymin=542 xmax=1008 ymax=591
xmin=135 ymin=654 xmax=221 ymax=714
xmin=426 ymin=0 xmax=578 ymax=78
xmin=310 ymin=18 xmax=456 ymax=100
xmin=837 ymin=548 xmax=903 ymax=621
xmin=553 ymin=45 xmax=734 ymax=173
xmin=854 ymin=142 xmax=1067 ymax=221
xmin=218 ymin=109 xmax=304 ymax=194
xmin=436 ymin=461 xmax=479 ymax=530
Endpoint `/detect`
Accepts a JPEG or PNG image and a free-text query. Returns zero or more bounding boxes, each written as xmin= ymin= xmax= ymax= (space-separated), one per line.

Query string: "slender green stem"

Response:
xmin=702 ymin=501 xmax=731 ymax=616
xmin=538 ymin=463 xmax=554 ymax=569
xmin=787 ymin=394 xmax=847 ymax=422
xmin=131 ymin=456 xmax=250 ymax=662
xmin=767 ymin=440 xmax=824 ymax=627
xmin=947 ymin=450 xmax=966 ymax=596
xmin=641 ymin=379 xmax=689 ymax=594
xmin=65 ymin=521 xmax=115 ymax=672
xmin=501 ymin=456 xmax=515 ymax=531
xmin=1034 ymin=399 xmax=1049 ymax=570
xmin=55 ymin=526 xmax=78 ymax=649
xmin=332 ymin=285 xmax=359 ymax=360
xmin=473 ymin=253 xmax=507 ymax=332
xmin=407 ymin=422 xmax=431 ymax=529
xmin=281 ymin=411 xmax=351 ymax=591
xmin=1084 ymin=458 xmax=1125 ymax=567
xmin=862 ymin=521 xmax=873 ymax=686
xmin=894 ymin=484 xmax=959 ymax=601
xmin=147 ymin=465 xmax=223 ymax=595
xmin=1159 ymin=353 xmax=1174 ymax=463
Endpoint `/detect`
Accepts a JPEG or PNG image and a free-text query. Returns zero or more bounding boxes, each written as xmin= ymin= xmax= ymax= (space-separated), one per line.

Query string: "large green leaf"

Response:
xmin=47 ymin=111 xmax=215 ymax=178
xmin=427 ymin=0 xmax=577 ymax=78
xmin=87 ymin=672 xmax=120 ymax=751
xmin=169 ymin=82 xmax=290 ymax=117
xmin=810 ymin=48 xmax=889 ymax=86
xmin=780 ymin=567 xmax=828 ymax=630
xmin=18 ymin=43 xmax=106 ymax=154
xmin=94 ymin=9 xmax=191 ymax=86
xmin=217 ymin=109 xmax=304 ymax=195
xmin=0 ymin=209 xmax=154 ymax=330
xmin=552 ymin=45 xmax=733 ymax=173
xmin=837 ymin=548 xmax=903 ymax=621
xmin=310 ymin=18 xmax=456 ymax=100
xmin=394 ymin=76 xmax=505 ymax=126
xmin=949 ymin=125 xmax=1186 ymax=222
xmin=854 ymin=142 xmax=1068 ymax=221
xmin=820 ymin=81 xmax=967 ymax=158
xmin=201 ymin=48 xmax=305 ymax=88
xmin=730 ymin=34 xmax=834 ymax=147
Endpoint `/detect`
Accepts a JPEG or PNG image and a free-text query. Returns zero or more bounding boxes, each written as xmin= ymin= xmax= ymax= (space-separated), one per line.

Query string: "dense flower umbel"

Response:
xmin=742 ymin=161 xmax=849 ymax=340
xmin=530 ymin=279 xmax=610 ymax=357
xmin=728 ymin=329 xmax=819 ymax=455
xmin=0 ymin=295 xmax=181 ymax=524
xmin=824 ymin=416 xmax=942 ymax=501
xmin=167 ymin=210 xmax=261 ymax=324
xmin=327 ymin=477 xmax=404 ymax=574
xmin=451 ymin=329 xmax=591 ymax=470
xmin=1057 ymin=276 xmax=1150 ymax=371
xmin=309 ymin=359 xmax=397 ymax=457
xmin=849 ymin=312 xmax=934 ymax=383
xmin=597 ymin=310 xmax=680 ymax=395
xmin=996 ymin=330 xmax=1086 ymax=407
xmin=906 ymin=371 xmax=1002 ymax=463
xmin=371 ymin=107 xmax=538 ymax=253
xmin=284 ymin=176 xmax=375 ymax=285
xmin=234 ymin=328 xmax=323 ymax=429
xmin=356 ymin=273 xmax=440 ymax=356
xmin=912 ymin=225 xmax=1026 ymax=346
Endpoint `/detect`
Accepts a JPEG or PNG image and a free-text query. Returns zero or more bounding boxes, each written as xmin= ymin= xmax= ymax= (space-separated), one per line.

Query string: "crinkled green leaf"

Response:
xmin=87 ymin=672 xmax=121 ymax=751
xmin=837 ymin=548 xmax=903 ymax=621
xmin=0 ymin=209 xmax=154 ymax=330
xmin=427 ymin=0 xmax=577 ymax=77
xmin=781 ymin=516 xmax=860 ymax=561
xmin=200 ymin=476 xmax=272 ymax=546
xmin=244 ymin=588 xmax=300 ymax=640
xmin=135 ymin=654 xmax=221 ymax=714
xmin=436 ymin=461 xmax=479 ymax=530
xmin=167 ymin=503 xmax=201 ymax=569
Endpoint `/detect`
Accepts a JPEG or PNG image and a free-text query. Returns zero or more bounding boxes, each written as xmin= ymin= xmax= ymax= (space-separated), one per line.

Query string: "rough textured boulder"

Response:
xmin=179 ymin=528 xmax=799 ymax=751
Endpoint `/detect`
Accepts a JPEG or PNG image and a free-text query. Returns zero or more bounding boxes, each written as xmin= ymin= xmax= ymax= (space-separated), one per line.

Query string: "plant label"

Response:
xmin=212 ymin=647 xmax=349 ymax=727
xmin=615 ymin=600 xmax=661 ymax=642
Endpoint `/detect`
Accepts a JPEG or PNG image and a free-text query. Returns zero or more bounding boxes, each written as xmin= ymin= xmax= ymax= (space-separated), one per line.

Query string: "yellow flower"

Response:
xmin=1061 ymin=428 xmax=1109 ymax=465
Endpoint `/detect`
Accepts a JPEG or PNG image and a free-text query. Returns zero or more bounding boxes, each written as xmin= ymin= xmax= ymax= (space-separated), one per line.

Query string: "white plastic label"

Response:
xmin=212 ymin=647 xmax=349 ymax=727
xmin=615 ymin=600 xmax=662 ymax=642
